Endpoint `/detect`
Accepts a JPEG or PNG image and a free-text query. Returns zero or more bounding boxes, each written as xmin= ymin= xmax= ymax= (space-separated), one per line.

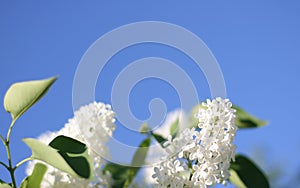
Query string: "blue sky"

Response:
xmin=0 ymin=1 xmax=300 ymax=186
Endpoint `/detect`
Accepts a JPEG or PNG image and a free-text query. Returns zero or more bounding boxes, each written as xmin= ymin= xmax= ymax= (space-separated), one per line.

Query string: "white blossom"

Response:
xmin=152 ymin=157 xmax=189 ymax=188
xmin=163 ymin=127 xmax=196 ymax=156
xmin=72 ymin=102 xmax=115 ymax=158
xmin=143 ymin=109 xmax=189 ymax=185
xmin=26 ymin=102 xmax=116 ymax=188
xmin=190 ymin=98 xmax=237 ymax=186
xmin=152 ymin=98 xmax=237 ymax=187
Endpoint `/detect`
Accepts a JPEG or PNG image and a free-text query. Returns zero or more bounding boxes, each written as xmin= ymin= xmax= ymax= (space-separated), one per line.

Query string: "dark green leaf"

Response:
xmin=103 ymin=163 xmax=135 ymax=188
xmin=20 ymin=163 xmax=47 ymax=188
xmin=169 ymin=118 xmax=179 ymax=138
xmin=4 ymin=77 xmax=57 ymax=120
xmin=23 ymin=136 xmax=92 ymax=179
xmin=48 ymin=136 xmax=92 ymax=178
xmin=229 ymin=154 xmax=270 ymax=188
xmin=151 ymin=132 xmax=167 ymax=147
xmin=49 ymin=135 xmax=86 ymax=154
xmin=104 ymin=137 xmax=151 ymax=188
xmin=233 ymin=105 xmax=268 ymax=129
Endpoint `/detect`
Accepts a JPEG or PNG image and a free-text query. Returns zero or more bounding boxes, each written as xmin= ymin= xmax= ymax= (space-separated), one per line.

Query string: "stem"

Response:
xmin=187 ymin=159 xmax=194 ymax=181
xmin=0 ymin=134 xmax=5 ymax=145
xmin=5 ymin=143 xmax=17 ymax=188
xmin=0 ymin=161 xmax=9 ymax=170
xmin=4 ymin=119 xmax=18 ymax=188
xmin=14 ymin=157 xmax=32 ymax=170
xmin=6 ymin=119 xmax=16 ymax=143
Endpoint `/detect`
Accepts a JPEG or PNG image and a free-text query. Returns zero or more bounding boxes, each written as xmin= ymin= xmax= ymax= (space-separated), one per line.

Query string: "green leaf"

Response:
xmin=4 ymin=76 xmax=57 ymax=120
xmin=150 ymin=132 xmax=167 ymax=147
xmin=49 ymin=136 xmax=93 ymax=178
xmin=229 ymin=154 xmax=270 ymax=188
xmin=139 ymin=123 xmax=150 ymax=134
xmin=169 ymin=118 xmax=179 ymax=138
xmin=131 ymin=137 xmax=151 ymax=167
xmin=233 ymin=105 xmax=268 ymax=129
xmin=104 ymin=137 xmax=151 ymax=188
xmin=49 ymin=135 xmax=86 ymax=154
xmin=0 ymin=184 xmax=11 ymax=188
xmin=20 ymin=163 xmax=47 ymax=188
xmin=0 ymin=180 xmax=11 ymax=188
xmin=103 ymin=163 xmax=135 ymax=188
xmin=23 ymin=135 xmax=92 ymax=179
xmin=125 ymin=137 xmax=151 ymax=187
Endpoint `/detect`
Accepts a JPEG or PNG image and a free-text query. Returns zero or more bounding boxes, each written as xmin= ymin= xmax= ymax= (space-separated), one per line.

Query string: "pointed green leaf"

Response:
xmin=233 ymin=105 xmax=268 ymax=129
xmin=23 ymin=136 xmax=92 ymax=179
xmin=169 ymin=118 xmax=179 ymax=138
xmin=131 ymin=137 xmax=151 ymax=167
xmin=104 ymin=137 xmax=151 ymax=188
xmin=229 ymin=154 xmax=270 ymax=188
xmin=150 ymin=132 xmax=167 ymax=147
xmin=20 ymin=163 xmax=47 ymax=188
xmin=4 ymin=77 xmax=57 ymax=120
xmin=124 ymin=137 xmax=151 ymax=187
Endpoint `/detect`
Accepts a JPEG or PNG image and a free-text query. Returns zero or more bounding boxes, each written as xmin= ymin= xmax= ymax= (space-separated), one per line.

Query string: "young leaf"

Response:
xmin=0 ymin=184 xmax=11 ymax=188
xmin=23 ymin=136 xmax=92 ymax=179
xmin=4 ymin=76 xmax=57 ymax=120
xmin=169 ymin=118 xmax=179 ymax=138
xmin=229 ymin=154 xmax=270 ymax=188
xmin=0 ymin=179 xmax=11 ymax=188
xmin=233 ymin=105 xmax=268 ymax=128
xmin=20 ymin=163 xmax=47 ymax=188
xmin=139 ymin=123 xmax=150 ymax=134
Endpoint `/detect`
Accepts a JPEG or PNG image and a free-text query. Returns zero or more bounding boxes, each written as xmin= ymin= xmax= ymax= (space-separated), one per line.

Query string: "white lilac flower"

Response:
xmin=72 ymin=102 xmax=115 ymax=158
xmin=151 ymin=128 xmax=195 ymax=187
xmin=152 ymin=98 xmax=237 ymax=187
xmin=152 ymin=157 xmax=189 ymax=188
xmin=26 ymin=102 xmax=116 ymax=188
xmin=164 ymin=127 xmax=196 ymax=156
xmin=142 ymin=110 xmax=189 ymax=185
xmin=190 ymin=98 xmax=237 ymax=186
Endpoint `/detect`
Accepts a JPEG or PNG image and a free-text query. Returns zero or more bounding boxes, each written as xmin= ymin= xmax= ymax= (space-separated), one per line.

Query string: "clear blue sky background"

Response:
xmin=0 ymin=1 xmax=299 ymax=186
